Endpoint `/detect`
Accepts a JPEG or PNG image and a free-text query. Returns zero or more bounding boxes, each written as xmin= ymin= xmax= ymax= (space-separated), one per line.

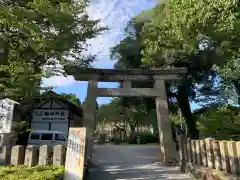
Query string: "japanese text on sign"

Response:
xmin=32 ymin=109 xmax=69 ymax=122
xmin=64 ymin=128 xmax=87 ymax=180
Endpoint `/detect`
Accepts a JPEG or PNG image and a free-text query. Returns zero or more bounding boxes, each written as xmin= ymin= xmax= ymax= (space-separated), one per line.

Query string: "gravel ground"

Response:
xmin=87 ymin=144 xmax=195 ymax=180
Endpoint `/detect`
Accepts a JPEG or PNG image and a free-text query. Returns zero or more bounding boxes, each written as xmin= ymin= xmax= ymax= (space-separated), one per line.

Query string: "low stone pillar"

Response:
xmin=191 ymin=140 xmax=197 ymax=164
xmin=219 ymin=140 xmax=230 ymax=173
xmin=205 ymin=138 xmax=215 ymax=169
xmin=236 ymin=141 xmax=240 ymax=171
xmin=39 ymin=145 xmax=53 ymax=165
xmin=0 ymin=146 xmax=11 ymax=165
xmin=227 ymin=141 xmax=239 ymax=174
xmin=187 ymin=138 xmax=193 ymax=163
xmin=24 ymin=145 xmax=38 ymax=167
xmin=178 ymin=134 xmax=187 ymax=172
xmin=53 ymin=145 xmax=66 ymax=165
xmin=11 ymin=145 xmax=25 ymax=165
xmin=213 ymin=140 xmax=222 ymax=171
xmin=196 ymin=140 xmax=202 ymax=165
xmin=200 ymin=140 xmax=208 ymax=167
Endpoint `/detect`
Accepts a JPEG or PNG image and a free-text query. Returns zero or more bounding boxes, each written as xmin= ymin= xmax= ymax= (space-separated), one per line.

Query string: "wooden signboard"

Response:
xmin=64 ymin=127 xmax=87 ymax=180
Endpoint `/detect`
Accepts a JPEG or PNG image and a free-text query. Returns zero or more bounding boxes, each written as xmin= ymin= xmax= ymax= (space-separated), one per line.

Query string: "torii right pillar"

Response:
xmin=154 ymin=80 xmax=177 ymax=163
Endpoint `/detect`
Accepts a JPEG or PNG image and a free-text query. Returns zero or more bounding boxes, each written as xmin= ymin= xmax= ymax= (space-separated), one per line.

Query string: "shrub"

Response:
xmin=128 ymin=132 xmax=159 ymax=144
xmin=0 ymin=165 xmax=64 ymax=180
xmin=195 ymin=105 xmax=240 ymax=140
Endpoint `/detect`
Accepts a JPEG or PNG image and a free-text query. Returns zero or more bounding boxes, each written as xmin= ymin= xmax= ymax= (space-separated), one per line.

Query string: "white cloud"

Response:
xmin=43 ymin=0 xmax=157 ymax=87
xmin=86 ymin=0 xmax=157 ymax=56
xmin=42 ymin=76 xmax=75 ymax=87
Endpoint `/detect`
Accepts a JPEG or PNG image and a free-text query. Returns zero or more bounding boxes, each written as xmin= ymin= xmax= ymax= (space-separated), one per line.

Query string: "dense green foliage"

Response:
xmin=109 ymin=0 xmax=240 ymax=139
xmin=141 ymin=0 xmax=240 ymax=74
xmin=0 ymin=0 xmax=106 ymax=102
xmin=194 ymin=105 xmax=240 ymax=140
xmin=57 ymin=93 xmax=81 ymax=106
xmin=128 ymin=132 xmax=159 ymax=144
xmin=2 ymin=0 xmax=240 ymax=141
xmin=96 ymin=98 xmax=150 ymax=134
xmin=0 ymin=165 xmax=64 ymax=180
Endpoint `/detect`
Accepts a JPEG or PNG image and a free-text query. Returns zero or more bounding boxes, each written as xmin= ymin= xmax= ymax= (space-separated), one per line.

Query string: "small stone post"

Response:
xmin=24 ymin=145 xmax=38 ymax=167
xmin=196 ymin=140 xmax=202 ymax=165
xmin=187 ymin=138 xmax=193 ymax=163
xmin=178 ymin=134 xmax=187 ymax=172
xmin=0 ymin=146 xmax=11 ymax=165
xmin=219 ymin=141 xmax=230 ymax=173
xmin=11 ymin=145 xmax=25 ymax=165
xmin=39 ymin=145 xmax=53 ymax=165
xmin=200 ymin=140 xmax=208 ymax=167
xmin=212 ymin=140 xmax=222 ymax=171
xmin=191 ymin=140 xmax=197 ymax=164
xmin=53 ymin=145 xmax=66 ymax=165
xmin=227 ymin=141 xmax=239 ymax=174
xmin=236 ymin=141 xmax=240 ymax=171
xmin=205 ymin=138 xmax=215 ymax=169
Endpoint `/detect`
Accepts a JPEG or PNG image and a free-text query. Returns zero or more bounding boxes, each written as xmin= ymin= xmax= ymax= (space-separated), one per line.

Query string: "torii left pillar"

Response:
xmin=84 ymin=80 xmax=97 ymax=162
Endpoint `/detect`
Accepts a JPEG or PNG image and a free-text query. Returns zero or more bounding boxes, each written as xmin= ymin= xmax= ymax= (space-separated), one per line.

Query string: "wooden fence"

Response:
xmin=178 ymin=134 xmax=240 ymax=179
xmin=0 ymin=145 xmax=68 ymax=166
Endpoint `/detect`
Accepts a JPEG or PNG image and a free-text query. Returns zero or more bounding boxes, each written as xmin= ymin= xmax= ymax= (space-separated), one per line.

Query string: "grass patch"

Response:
xmin=0 ymin=165 xmax=64 ymax=180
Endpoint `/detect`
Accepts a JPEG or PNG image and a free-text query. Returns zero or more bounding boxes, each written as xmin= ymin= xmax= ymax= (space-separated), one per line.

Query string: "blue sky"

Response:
xmin=43 ymin=0 xmax=201 ymax=110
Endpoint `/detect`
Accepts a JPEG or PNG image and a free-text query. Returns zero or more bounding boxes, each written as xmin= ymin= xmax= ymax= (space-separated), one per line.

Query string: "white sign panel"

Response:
xmin=65 ymin=128 xmax=87 ymax=180
xmin=32 ymin=109 xmax=69 ymax=123
xmin=0 ymin=99 xmax=16 ymax=133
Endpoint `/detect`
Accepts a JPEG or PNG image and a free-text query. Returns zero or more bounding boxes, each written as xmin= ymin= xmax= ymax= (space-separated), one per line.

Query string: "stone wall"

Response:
xmin=178 ymin=134 xmax=240 ymax=180
xmin=0 ymin=145 xmax=67 ymax=166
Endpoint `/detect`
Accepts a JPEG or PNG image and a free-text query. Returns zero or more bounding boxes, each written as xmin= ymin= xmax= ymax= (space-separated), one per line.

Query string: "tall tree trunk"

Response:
xmin=176 ymin=85 xmax=199 ymax=139
xmin=0 ymin=41 xmax=9 ymax=77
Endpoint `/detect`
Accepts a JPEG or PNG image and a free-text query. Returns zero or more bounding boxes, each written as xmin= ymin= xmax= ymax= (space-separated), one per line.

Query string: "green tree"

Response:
xmin=110 ymin=16 xmax=159 ymax=133
xmin=194 ymin=105 xmax=240 ymax=140
xmin=96 ymin=98 xmax=149 ymax=135
xmin=0 ymin=0 xmax=106 ymax=101
xmin=96 ymin=99 xmax=120 ymax=124
xmin=57 ymin=93 xmax=81 ymax=106
xmin=117 ymin=0 xmax=240 ymax=138
xmin=110 ymin=14 xmax=201 ymax=138
xmin=119 ymin=103 xmax=148 ymax=133
xmin=141 ymin=0 xmax=240 ymax=99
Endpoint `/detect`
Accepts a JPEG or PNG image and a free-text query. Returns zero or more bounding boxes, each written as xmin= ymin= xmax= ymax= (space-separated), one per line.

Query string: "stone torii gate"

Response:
xmin=65 ymin=66 xmax=187 ymax=163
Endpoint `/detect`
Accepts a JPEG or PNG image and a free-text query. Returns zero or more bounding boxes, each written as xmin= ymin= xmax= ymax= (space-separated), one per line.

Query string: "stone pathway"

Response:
xmin=88 ymin=144 xmax=195 ymax=180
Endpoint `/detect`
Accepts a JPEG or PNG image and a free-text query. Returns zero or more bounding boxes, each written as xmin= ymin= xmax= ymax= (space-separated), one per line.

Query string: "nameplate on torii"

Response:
xmin=96 ymin=88 xmax=162 ymax=97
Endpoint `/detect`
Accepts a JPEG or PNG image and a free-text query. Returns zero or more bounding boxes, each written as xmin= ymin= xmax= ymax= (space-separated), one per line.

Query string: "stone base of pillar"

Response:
xmin=86 ymin=137 xmax=94 ymax=163
xmin=160 ymin=141 xmax=178 ymax=163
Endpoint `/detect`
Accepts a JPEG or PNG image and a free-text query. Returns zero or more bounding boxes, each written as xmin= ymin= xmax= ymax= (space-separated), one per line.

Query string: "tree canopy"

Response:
xmin=57 ymin=93 xmax=81 ymax=106
xmin=96 ymin=98 xmax=150 ymax=134
xmin=109 ymin=0 xmax=240 ymax=139
xmin=0 ymin=0 xmax=106 ymax=102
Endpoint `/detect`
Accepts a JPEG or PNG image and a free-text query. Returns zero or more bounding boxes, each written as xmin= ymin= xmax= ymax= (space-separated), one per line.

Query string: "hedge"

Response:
xmin=0 ymin=165 xmax=64 ymax=180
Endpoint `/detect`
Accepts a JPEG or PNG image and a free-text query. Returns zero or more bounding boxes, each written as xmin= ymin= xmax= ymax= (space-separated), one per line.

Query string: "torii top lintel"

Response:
xmin=64 ymin=66 xmax=187 ymax=82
